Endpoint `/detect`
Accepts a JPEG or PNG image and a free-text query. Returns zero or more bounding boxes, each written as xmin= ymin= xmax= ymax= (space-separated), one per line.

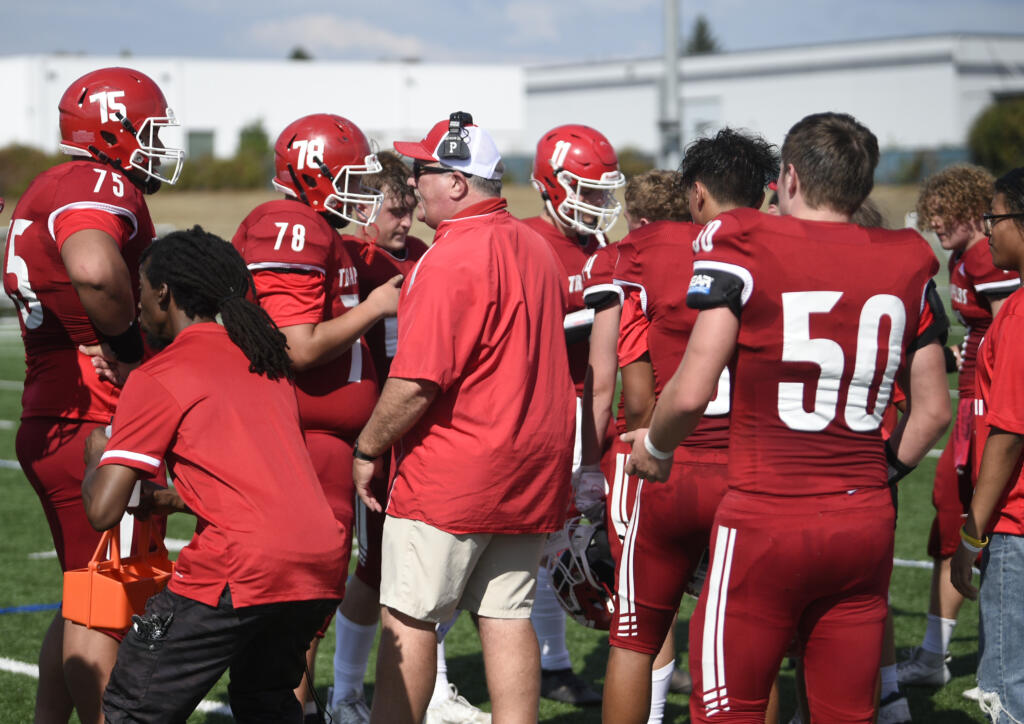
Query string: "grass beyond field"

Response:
xmin=0 ymin=185 xmax=987 ymax=721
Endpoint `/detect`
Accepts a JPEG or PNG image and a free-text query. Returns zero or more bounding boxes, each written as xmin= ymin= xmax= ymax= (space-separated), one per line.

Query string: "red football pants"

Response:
xmin=690 ymin=487 xmax=893 ymax=723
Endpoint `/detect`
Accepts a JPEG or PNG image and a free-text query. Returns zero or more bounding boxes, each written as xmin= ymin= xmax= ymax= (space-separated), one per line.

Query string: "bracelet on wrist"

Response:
xmin=960 ymin=526 xmax=990 ymax=550
xmin=643 ymin=433 xmax=674 ymax=461
xmin=352 ymin=441 xmax=378 ymax=463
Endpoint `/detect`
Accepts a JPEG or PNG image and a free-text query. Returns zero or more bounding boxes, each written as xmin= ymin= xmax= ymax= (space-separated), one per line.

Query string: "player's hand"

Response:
xmin=131 ymin=480 xmax=188 ymax=519
xmin=367 ymin=274 xmax=404 ymax=318
xmin=622 ymin=428 xmax=672 ymax=482
xmin=950 ymin=541 xmax=979 ymax=600
xmin=84 ymin=425 xmax=110 ymax=468
xmin=79 ymin=343 xmax=140 ymax=387
xmin=353 ymin=455 xmax=384 ymax=513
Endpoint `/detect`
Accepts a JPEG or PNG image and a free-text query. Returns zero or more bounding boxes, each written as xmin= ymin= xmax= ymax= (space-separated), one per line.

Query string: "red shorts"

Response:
xmin=304 ymin=431 xmax=355 ymax=563
xmin=611 ymin=449 xmax=727 ymax=655
xmin=928 ymin=397 xmax=975 ymax=559
xmin=690 ymin=487 xmax=893 ymax=723
xmin=601 ymin=436 xmax=640 ymax=567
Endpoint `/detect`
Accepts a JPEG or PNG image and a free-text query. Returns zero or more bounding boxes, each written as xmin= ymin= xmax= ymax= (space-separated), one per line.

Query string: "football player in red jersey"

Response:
xmin=2 ymin=66 xmax=182 ymax=724
xmin=231 ymin=113 xmax=401 ymax=721
xmin=522 ymin=124 xmax=625 ymax=706
xmin=627 ymin=112 xmax=951 ymax=722
xmin=597 ymin=132 xmax=778 ymax=724
xmin=898 ymin=166 xmax=1018 ymax=691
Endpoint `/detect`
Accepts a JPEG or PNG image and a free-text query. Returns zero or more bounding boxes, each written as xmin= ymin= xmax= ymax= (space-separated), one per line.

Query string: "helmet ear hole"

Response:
xmin=302 ymin=174 xmax=318 ymax=189
xmin=100 ymin=130 xmax=118 ymax=146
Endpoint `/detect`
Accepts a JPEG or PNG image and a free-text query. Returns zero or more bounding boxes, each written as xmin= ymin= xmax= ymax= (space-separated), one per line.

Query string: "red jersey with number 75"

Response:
xmin=686 ymin=208 xmax=943 ymax=496
xmin=3 ymin=160 xmax=154 ymax=422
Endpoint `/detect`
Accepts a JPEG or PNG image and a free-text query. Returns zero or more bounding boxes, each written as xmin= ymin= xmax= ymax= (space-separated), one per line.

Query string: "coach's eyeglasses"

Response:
xmin=412 ymin=160 xmax=457 ymax=182
xmin=983 ymin=212 xmax=1024 ymax=236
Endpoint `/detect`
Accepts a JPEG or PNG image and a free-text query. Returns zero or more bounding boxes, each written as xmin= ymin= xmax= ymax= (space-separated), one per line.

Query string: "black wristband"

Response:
xmin=352 ymin=440 xmax=378 ymax=462
xmin=943 ymin=346 xmax=958 ymax=374
xmin=885 ymin=440 xmax=915 ymax=486
xmin=102 ymin=321 xmax=144 ymax=364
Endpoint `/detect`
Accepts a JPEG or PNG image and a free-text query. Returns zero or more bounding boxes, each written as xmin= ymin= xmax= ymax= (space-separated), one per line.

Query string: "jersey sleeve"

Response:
xmin=390 ymin=244 xmax=489 ymax=391
xmin=53 ymin=207 xmax=135 ymax=251
xmin=686 ymin=215 xmax=753 ymax=318
xmin=911 ymin=279 xmax=949 ymax=350
xmin=582 ymin=245 xmax=623 ymax=310
xmin=966 ymin=248 xmax=1020 ymax=301
xmin=99 ymin=369 xmax=179 ymax=477
xmin=984 ymin=311 xmax=1024 ymax=436
xmin=618 ymin=292 xmax=649 ymax=367
xmin=251 ymin=270 xmax=325 ymax=327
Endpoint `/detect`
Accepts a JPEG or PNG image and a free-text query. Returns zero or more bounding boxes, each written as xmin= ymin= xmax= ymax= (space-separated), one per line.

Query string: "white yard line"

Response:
xmin=0 ymin=656 xmax=233 ymax=717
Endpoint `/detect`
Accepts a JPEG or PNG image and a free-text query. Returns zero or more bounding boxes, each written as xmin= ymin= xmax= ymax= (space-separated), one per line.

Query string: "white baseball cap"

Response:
xmin=394 ymin=115 xmax=503 ymax=180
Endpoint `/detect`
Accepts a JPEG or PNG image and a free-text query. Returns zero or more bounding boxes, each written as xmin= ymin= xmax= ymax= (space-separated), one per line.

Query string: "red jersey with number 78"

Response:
xmin=686 ymin=208 xmax=943 ymax=496
xmin=3 ymin=160 xmax=155 ymax=422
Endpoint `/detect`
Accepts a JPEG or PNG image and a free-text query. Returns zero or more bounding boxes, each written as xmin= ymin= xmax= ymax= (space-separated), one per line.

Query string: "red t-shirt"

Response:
xmin=3 ymin=161 xmax=154 ymax=422
xmin=99 ymin=323 xmax=346 ymax=607
xmin=949 ymin=239 xmax=1019 ymax=396
xmin=388 ymin=199 xmax=576 ymax=534
xmin=687 ymin=208 xmax=942 ymax=496
xmin=974 ymin=288 xmax=1024 ymax=535
xmin=232 ymin=200 xmax=377 ymax=436
xmin=341 ymin=236 xmax=429 ymax=385
xmin=520 ymin=216 xmax=601 ymax=393
xmin=616 ymin=220 xmax=732 ymax=450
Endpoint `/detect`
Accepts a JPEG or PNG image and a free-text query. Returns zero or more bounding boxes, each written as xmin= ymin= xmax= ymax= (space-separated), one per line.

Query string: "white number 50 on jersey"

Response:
xmin=779 ymin=291 xmax=905 ymax=432
xmin=5 ymin=220 xmax=43 ymax=329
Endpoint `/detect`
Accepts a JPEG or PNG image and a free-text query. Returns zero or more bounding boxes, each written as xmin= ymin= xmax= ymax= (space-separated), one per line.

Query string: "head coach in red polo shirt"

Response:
xmin=352 ymin=112 xmax=576 ymax=724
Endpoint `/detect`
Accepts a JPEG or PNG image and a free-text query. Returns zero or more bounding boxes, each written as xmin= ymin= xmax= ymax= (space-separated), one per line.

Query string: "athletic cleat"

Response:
xmin=669 ymin=665 xmax=692 ymax=694
xmin=897 ymin=646 xmax=951 ymax=687
xmin=424 ymin=684 xmax=491 ymax=724
xmin=877 ymin=691 xmax=912 ymax=724
xmin=540 ymin=668 xmax=602 ymax=706
xmin=963 ymin=686 xmax=981 ymax=702
xmin=330 ymin=690 xmax=371 ymax=724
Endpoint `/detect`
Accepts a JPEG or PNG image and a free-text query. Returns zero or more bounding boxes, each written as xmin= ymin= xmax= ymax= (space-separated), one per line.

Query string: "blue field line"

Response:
xmin=0 ymin=602 xmax=61 ymax=615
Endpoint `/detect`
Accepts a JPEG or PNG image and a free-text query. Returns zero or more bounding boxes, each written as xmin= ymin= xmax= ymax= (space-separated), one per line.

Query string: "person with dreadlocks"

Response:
xmin=1 ymin=66 xmax=183 ymax=724
xmin=231 ymin=113 xmax=403 ymax=721
xmin=81 ymin=226 xmax=346 ymax=723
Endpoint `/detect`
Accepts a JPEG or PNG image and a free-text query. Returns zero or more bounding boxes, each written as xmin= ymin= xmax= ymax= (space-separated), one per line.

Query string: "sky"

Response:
xmin=0 ymin=0 xmax=1022 ymax=65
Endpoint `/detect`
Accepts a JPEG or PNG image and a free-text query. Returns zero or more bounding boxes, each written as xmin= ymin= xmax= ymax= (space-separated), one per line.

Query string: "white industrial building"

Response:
xmin=1 ymin=33 xmax=1022 ymax=173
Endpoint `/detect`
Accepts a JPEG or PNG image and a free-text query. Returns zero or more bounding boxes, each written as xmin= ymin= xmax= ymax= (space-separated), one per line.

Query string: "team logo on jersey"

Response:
xmin=338 ymin=266 xmax=358 ymax=288
xmin=688 ymin=273 xmax=714 ymax=295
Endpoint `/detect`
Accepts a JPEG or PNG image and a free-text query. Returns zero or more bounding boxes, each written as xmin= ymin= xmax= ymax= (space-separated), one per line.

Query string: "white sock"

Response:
xmin=648 ymin=662 xmax=674 ymax=724
xmin=531 ymin=566 xmax=572 ymax=671
xmin=880 ymin=663 xmax=900 ymax=699
xmin=921 ymin=613 xmax=956 ymax=657
xmin=429 ymin=639 xmax=450 ymax=707
xmin=331 ymin=612 xmax=377 ymax=707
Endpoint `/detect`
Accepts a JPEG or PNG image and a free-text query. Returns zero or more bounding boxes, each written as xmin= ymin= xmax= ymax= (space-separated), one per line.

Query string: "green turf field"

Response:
xmin=0 ymin=318 xmax=988 ymax=723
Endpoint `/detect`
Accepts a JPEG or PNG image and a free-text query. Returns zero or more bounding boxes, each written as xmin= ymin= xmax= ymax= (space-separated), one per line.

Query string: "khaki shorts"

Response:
xmin=380 ymin=515 xmax=546 ymax=623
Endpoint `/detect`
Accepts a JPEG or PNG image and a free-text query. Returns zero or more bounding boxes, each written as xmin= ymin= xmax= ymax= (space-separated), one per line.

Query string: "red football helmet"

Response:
xmin=531 ymin=124 xmax=625 ymax=236
xmin=58 ymin=67 xmax=183 ymax=191
xmin=547 ymin=516 xmax=616 ymax=630
xmin=273 ymin=114 xmax=383 ymax=227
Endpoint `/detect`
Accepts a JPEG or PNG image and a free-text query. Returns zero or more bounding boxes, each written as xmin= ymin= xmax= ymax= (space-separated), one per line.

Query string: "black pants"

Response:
xmin=103 ymin=586 xmax=338 ymax=723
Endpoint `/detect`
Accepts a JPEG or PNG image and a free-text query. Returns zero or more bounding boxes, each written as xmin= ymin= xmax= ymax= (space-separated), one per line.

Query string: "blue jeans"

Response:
xmin=978 ymin=533 xmax=1024 ymax=724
